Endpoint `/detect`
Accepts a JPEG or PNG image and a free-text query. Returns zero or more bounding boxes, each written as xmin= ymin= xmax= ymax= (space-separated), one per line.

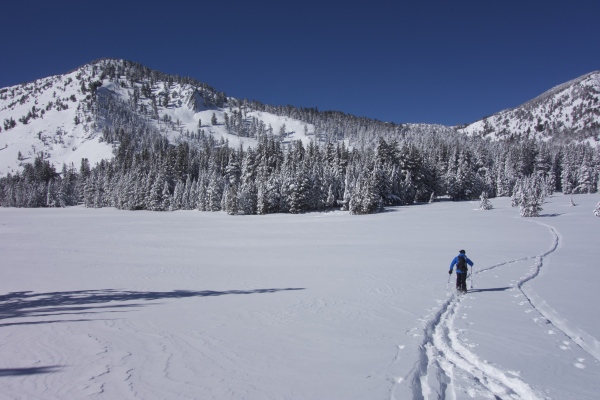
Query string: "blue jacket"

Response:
xmin=450 ymin=254 xmax=474 ymax=274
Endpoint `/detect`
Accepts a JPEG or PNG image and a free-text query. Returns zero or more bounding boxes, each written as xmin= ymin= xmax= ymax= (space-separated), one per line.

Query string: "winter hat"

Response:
xmin=459 ymin=249 xmax=465 ymax=254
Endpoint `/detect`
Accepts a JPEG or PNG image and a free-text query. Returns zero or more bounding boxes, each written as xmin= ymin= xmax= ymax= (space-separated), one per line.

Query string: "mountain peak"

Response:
xmin=1 ymin=61 xmax=599 ymax=177
xmin=460 ymin=71 xmax=600 ymax=142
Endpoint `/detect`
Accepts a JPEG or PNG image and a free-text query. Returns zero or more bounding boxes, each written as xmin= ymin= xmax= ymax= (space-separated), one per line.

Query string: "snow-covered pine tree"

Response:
xmin=182 ymin=176 xmax=193 ymax=210
xmin=479 ymin=191 xmax=493 ymax=210
xmin=519 ymin=176 xmax=544 ymax=217
xmin=238 ymin=180 xmax=257 ymax=215
xmin=222 ymin=183 xmax=239 ymax=215
xmin=340 ymin=172 xmax=352 ymax=211
xmin=561 ymin=151 xmax=576 ymax=194
xmin=348 ymin=178 xmax=364 ymax=215
xmin=148 ymin=171 xmax=165 ymax=211
xmin=545 ymin=171 xmax=556 ymax=196
xmin=349 ymin=172 xmax=382 ymax=215
xmin=326 ymin=184 xmax=336 ymax=208
xmin=161 ymin=181 xmax=171 ymax=211
xmin=207 ymin=171 xmax=223 ymax=211
xmin=574 ymin=156 xmax=598 ymax=194
xmin=511 ymin=179 xmax=522 ymax=207
xmin=46 ymin=180 xmax=58 ymax=207
xmin=288 ymin=169 xmax=309 ymax=214
xmin=189 ymin=180 xmax=199 ymax=210
xmin=256 ymin=180 xmax=268 ymax=215
xmin=594 ymin=201 xmax=600 ymax=217
xmin=171 ymin=180 xmax=184 ymax=211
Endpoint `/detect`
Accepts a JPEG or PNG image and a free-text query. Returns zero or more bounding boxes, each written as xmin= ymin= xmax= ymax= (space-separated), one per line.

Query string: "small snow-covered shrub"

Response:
xmin=479 ymin=191 xmax=493 ymax=210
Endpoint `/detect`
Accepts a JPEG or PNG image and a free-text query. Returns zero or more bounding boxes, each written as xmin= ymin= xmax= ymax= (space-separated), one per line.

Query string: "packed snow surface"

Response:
xmin=1 ymin=195 xmax=599 ymax=399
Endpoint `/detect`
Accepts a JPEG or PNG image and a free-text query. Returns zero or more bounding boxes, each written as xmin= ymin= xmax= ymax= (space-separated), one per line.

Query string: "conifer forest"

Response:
xmin=0 ymin=60 xmax=598 ymax=215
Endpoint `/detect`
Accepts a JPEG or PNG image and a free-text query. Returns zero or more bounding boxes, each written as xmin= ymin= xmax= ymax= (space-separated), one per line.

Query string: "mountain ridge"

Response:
xmin=459 ymin=70 xmax=600 ymax=141
xmin=1 ymin=59 xmax=599 ymax=177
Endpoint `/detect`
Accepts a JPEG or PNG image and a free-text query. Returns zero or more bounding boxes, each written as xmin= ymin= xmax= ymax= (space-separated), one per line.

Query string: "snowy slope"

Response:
xmin=460 ymin=71 xmax=600 ymax=143
xmin=3 ymin=60 xmax=600 ymax=178
xmin=0 ymin=59 xmax=315 ymax=177
xmin=0 ymin=66 xmax=114 ymax=176
xmin=1 ymin=194 xmax=599 ymax=399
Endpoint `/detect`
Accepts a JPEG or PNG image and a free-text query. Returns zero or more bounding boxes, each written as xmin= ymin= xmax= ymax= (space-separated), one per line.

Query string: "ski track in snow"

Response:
xmin=404 ymin=219 xmax=600 ymax=400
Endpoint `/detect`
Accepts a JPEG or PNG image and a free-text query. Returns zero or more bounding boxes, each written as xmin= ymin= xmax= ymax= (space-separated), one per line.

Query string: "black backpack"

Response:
xmin=457 ymin=255 xmax=467 ymax=272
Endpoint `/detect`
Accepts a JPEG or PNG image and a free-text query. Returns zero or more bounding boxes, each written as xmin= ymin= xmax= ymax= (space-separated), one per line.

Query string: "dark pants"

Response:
xmin=456 ymin=272 xmax=467 ymax=292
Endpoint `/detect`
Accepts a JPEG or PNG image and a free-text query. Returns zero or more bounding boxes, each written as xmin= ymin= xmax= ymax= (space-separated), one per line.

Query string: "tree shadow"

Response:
xmin=468 ymin=287 xmax=512 ymax=293
xmin=0 ymin=288 xmax=305 ymax=322
xmin=0 ymin=366 xmax=62 ymax=377
xmin=540 ymin=213 xmax=562 ymax=217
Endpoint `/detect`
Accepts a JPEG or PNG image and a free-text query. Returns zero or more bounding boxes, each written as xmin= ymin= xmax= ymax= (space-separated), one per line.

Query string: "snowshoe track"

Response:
xmin=518 ymin=221 xmax=600 ymax=363
xmin=408 ymin=220 xmax=573 ymax=400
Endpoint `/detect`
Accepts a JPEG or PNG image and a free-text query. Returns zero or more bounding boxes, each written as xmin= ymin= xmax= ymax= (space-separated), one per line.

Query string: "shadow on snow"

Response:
xmin=0 ymin=288 xmax=305 ymax=323
xmin=0 ymin=366 xmax=62 ymax=377
xmin=468 ymin=287 xmax=512 ymax=293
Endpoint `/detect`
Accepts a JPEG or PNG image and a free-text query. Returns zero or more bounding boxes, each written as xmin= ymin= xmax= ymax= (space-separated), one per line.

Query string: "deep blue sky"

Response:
xmin=1 ymin=0 xmax=599 ymax=126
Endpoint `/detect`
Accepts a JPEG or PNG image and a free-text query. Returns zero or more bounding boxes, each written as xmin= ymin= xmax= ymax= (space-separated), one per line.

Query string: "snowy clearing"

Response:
xmin=1 ymin=194 xmax=599 ymax=399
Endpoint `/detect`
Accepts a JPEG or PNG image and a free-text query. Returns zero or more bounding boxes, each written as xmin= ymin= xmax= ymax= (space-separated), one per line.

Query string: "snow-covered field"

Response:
xmin=1 ymin=194 xmax=599 ymax=399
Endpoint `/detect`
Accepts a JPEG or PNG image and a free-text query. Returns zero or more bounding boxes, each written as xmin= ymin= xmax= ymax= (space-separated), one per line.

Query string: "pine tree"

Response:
xmin=594 ymin=201 xmax=600 ymax=217
xmin=171 ymin=180 xmax=184 ymax=211
xmin=148 ymin=171 xmax=166 ymax=211
xmin=574 ymin=156 xmax=597 ymax=194
xmin=207 ymin=171 xmax=223 ymax=211
xmin=479 ymin=191 xmax=493 ymax=210
xmin=288 ymin=169 xmax=308 ymax=214
xmin=511 ymin=179 xmax=522 ymax=207
xmin=326 ymin=185 xmax=336 ymax=208
xmin=223 ymin=183 xmax=239 ymax=215
xmin=519 ymin=176 xmax=544 ymax=217
xmin=182 ymin=176 xmax=193 ymax=209
xmin=196 ymin=174 xmax=208 ymax=211
xmin=46 ymin=180 xmax=58 ymax=207
xmin=161 ymin=181 xmax=172 ymax=211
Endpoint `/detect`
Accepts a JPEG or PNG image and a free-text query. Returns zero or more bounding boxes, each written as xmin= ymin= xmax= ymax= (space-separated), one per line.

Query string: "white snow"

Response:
xmin=1 ymin=194 xmax=600 ymax=399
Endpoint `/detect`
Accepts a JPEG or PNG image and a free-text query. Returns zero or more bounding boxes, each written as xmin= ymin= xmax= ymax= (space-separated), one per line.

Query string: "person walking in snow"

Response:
xmin=449 ymin=250 xmax=474 ymax=293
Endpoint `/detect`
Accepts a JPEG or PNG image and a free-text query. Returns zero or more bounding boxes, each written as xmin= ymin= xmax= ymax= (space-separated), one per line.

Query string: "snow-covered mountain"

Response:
xmin=0 ymin=59 xmax=316 ymax=177
xmin=1 ymin=59 xmax=599 ymax=178
xmin=460 ymin=71 xmax=600 ymax=142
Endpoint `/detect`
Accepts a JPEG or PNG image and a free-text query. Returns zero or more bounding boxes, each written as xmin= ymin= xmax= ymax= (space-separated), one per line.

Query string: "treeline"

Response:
xmin=1 ymin=126 xmax=597 ymax=214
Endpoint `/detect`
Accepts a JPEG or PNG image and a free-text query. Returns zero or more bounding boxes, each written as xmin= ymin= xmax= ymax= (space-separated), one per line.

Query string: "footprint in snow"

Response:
xmin=559 ymin=340 xmax=570 ymax=350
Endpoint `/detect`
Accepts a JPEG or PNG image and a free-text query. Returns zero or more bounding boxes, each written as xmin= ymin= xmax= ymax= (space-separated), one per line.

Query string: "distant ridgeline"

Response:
xmin=0 ymin=59 xmax=598 ymax=214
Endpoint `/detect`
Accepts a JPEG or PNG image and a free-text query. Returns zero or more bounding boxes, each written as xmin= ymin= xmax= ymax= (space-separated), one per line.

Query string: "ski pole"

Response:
xmin=470 ymin=265 xmax=474 ymax=289
xmin=446 ymin=273 xmax=451 ymax=291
